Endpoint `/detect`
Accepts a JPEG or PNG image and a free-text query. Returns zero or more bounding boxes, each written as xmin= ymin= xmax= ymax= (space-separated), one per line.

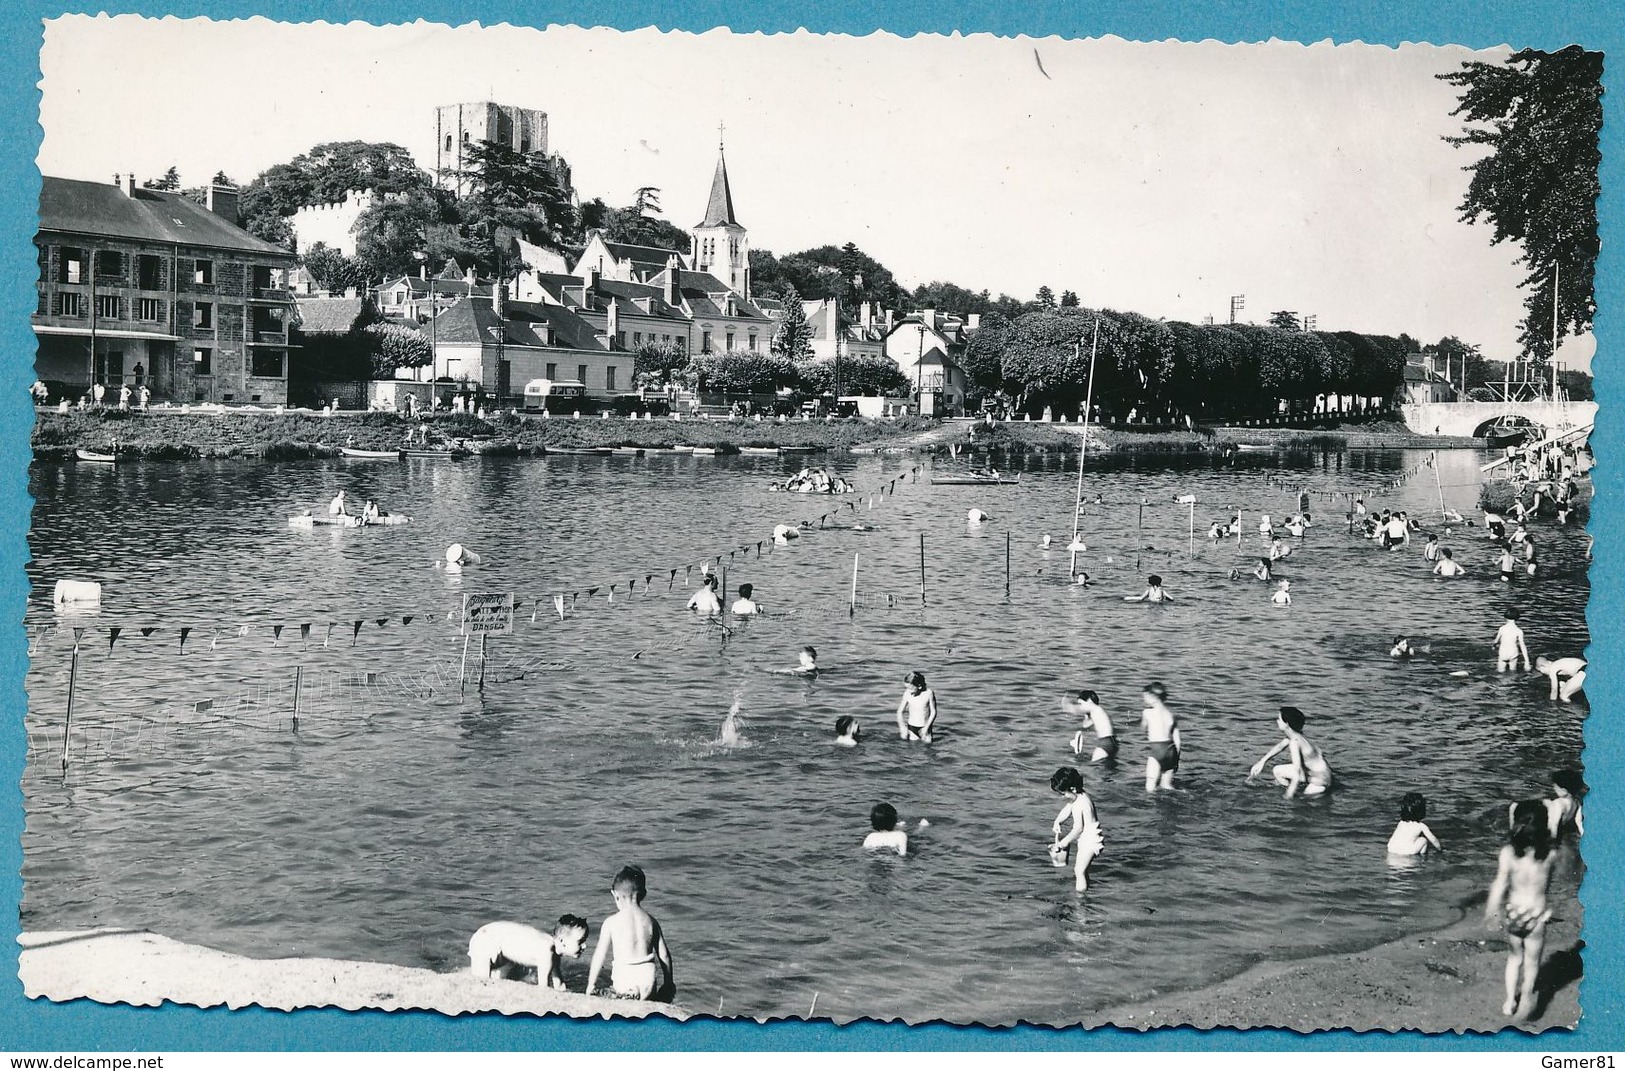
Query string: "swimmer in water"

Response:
xmin=1049 ymin=767 xmax=1105 ymax=892
xmin=1386 ymin=792 xmax=1442 ymax=857
xmin=1485 ymin=800 xmax=1558 ymax=1018
xmin=864 ymin=802 xmax=908 ymax=856
xmin=1141 ymin=682 xmax=1181 ymax=792
xmin=1494 ymin=609 xmax=1531 ymax=673
xmin=794 ymin=646 xmax=818 ymax=675
xmin=1432 ymin=549 xmax=1465 ymax=577
xmin=686 ymin=574 xmax=723 ymax=616
xmin=1535 ymin=656 xmax=1586 ymax=703
xmin=1271 ymin=579 xmax=1292 ymax=605
xmin=1124 ymin=574 xmax=1171 ymax=603
xmin=1391 ymin=636 xmax=1415 ymax=659
xmin=834 ymin=715 xmax=861 ymax=747
xmin=1423 ymin=533 xmax=1440 ymax=562
xmin=1248 ymin=705 xmax=1332 ymax=798
xmin=585 ymin=865 xmax=674 ymax=1002
xmin=1063 ymin=689 xmax=1117 ymax=764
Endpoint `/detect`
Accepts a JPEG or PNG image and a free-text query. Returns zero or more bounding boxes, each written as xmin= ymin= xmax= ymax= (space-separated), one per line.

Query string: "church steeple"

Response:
xmin=691 ymin=136 xmax=750 ymax=296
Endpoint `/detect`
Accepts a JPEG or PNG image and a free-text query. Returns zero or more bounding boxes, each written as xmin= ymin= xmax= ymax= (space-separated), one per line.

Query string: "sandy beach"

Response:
xmin=18 ymin=930 xmax=687 ymax=1021
xmin=1090 ymin=906 xmax=1582 ymax=1034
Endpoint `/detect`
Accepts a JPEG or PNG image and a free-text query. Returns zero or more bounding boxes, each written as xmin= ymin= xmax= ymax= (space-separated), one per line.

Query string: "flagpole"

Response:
xmin=1069 ymin=319 xmax=1101 ymax=578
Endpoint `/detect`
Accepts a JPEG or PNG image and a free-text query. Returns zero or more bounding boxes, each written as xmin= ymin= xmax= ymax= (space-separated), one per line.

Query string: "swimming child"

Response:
xmin=585 ymin=865 xmax=675 ymax=1002
xmin=834 ymin=715 xmax=861 ymax=747
xmin=686 ymin=574 xmax=723 ymax=616
xmin=864 ymin=802 xmax=909 ymax=856
xmin=896 ymin=671 xmax=938 ymax=742
xmin=1229 ymin=558 xmax=1272 ymax=582
xmin=1063 ymin=689 xmax=1117 ymax=764
xmin=1124 ymin=574 xmax=1172 ymax=603
xmin=1269 ymin=537 xmax=1292 ymax=561
xmin=468 ymin=916 xmax=590 ymax=989
xmin=795 ymin=645 xmax=819 ymax=675
xmin=730 ymin=582 xmax=762 ymax=615
xmin=1494 ymin=610 xmax=1531 ymax=673
xmin=1248 ymin=705 xmax=1333 ymax=798
xmin=1049 ymin=767 xmax=1105 ymax=892
xmin=1424 ymin=533 xmax=1439 ymax=561
xmin=1141 ymin=682 xmax=1181 ymax=792
xmin=1432 ymin=549 xmax=1465 ymax=577
xmin=1499 ymin=545 xmax=1516 ymax=583
xmin=1535 ymin=656 xmax=1586 ymax=703
xmin=1207 ymin=521 xmax=1225 ymax=543
xmin=1271 ymin=579 xmax=1292 ymax=605
xmin=1485 ymin=800 xmax=1558 ymax=1018
xmin=1386 ymin=792 xmax=1442 ymax=856
xmin=328 ymin=490 xmax=349 ymax=516
xmin=1390 ymin=636 xmax=1414 ymax=659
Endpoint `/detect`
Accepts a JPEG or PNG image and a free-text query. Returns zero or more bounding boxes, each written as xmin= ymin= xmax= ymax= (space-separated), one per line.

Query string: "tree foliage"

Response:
xmin=364 ymin=320 xmax=433 ymax=379
xmin=237 ymin=141 xmax=430 ymax=253
xmin=1035 ymin=286 xmax=1057 ymax=310
xmin=143 ymin=166 xmax=181 ymax=191
xmin=634 ymin=341 xmax=690 ymax=388
xmin=771 ymin=286 xmax=814 ymax=361
xmin=300 ymin=242 xmax=368 ymax=296
xmin=960 ymin=311 xmax=1012 ymax=398
xmin=454 ymin=140 xmax=580 ymax=274
xmin=692 ymin=351 xmax=796 ymax=393
xmin=1440 ymin=46 xmax=1602 ymax=360
xmin=1267 ymin=310 xmax=1301 ymax=331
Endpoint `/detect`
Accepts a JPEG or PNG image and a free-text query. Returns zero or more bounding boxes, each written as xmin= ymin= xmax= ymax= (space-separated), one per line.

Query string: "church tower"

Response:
xmin=691 ymin=142 xmax=750 ymax=296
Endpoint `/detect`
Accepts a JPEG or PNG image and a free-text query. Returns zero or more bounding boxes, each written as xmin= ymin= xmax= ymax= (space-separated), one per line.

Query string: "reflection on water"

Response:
xmin=22 ymin=448 xmax=1588 ymax=1025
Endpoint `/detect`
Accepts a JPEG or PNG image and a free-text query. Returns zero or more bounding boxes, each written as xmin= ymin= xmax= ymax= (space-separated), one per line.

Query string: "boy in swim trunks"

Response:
xmin=1049 ymin=767 xmax=1105 ymax=892
xmin=1248 ymin=705 xmax=1333 ymax=798
xmin=585 ymin=865 xmax=675 ymax=1002
xmin=1494 ymin=610 xmax=1531 ymax=673
xmin=1063 ymin=689 xmax=1117 ymax=764
xmin=1432 ymin=549 xmax=1465 ymax=577
xmin=468 ymin=915 xmax=590 ymax=989
xmin=1486 ymin=800 xmax=1559 ymax=1018
xmin=1141 ymin=682 xmax=1181 ymax=792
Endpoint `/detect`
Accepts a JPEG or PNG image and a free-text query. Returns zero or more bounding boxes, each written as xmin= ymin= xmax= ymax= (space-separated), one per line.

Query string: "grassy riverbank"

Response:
xmin=29 ymin=408 xmax=1491 ymax=461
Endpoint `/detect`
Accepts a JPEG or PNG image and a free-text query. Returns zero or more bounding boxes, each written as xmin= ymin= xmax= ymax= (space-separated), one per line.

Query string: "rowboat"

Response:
xmin=75 ymin=448 xmax=117 ymax=464
xmin=402 ymin=448 xmax=470 ymax=458
xmin=929 ymin=474 xmax=1022 ymax=486
xmin=692 ymin=447 xmax=718 ymax=456
xmin=610 ymin=446 xmax=645 ymax=456
xmin=289 ymin=513 xmax=411 ymax=528
xmin=547 ymin=447 xmax=612 ymax=456
xmin=740 ymin=446 xmax=780 ymax=455
xmin=340 ymin=446 xmax=402 ymax=459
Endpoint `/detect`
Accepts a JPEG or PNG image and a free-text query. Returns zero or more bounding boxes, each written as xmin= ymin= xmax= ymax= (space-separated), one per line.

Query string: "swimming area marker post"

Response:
xmin=1006 ymin=531 xmax=1011 ymax=598
xmin=919 ymin=533 xmax=927 ymax=607
xmin=850 ymin=552 xmax=859 ymax=616
xmin=1068 ymin=319 xmax=1102 ymax=579
xmin=61 ymin=627 xmax=83 ymax=769
xmin=292 ymin=665 xmax=303 ymax=731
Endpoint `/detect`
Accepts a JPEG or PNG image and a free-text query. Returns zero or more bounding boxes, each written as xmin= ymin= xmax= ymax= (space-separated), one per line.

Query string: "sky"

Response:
xmin=35 ymin=15 xmax=1595 ymax=369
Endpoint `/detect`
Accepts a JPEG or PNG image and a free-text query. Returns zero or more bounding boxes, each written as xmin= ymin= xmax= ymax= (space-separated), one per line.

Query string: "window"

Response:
xmin=444 ymin=134 xmax=453 ymax=152
xmin=701 ymin=329 xmax=713 ymax=354
xmin=94 ymin=295 xmax=121 ymax=319
xmin=748 ymin=333 xmax=758 ymax=352
xmin=606 ymin=367 xmax=617 ymax=392
xmin=577 ymin=364 xmax=588 ymax=386
xmin=251 ymin=265 xmax=274 ymax=290
xmin=194 ymin=347 xmax=213 ymax=374
xmin=675 ymin=335 xmax=686 ymax=353
xmin=60 ymin=248 xmax=84 ymax=285
xmin=633 ymin=331 xmax=642 ymax=346
xmin=96 ymin=250 xmax=124 ymax=278
xmin=54 ymin=292 xmax=82 ymax=317
xmin=462 ymin=131 xmax=470 ymax=143
xmin=251 ymin=350 xmax=285 ymax=378
xmin=137 ymin=298 xmax=164 ymax=322
xmin=726 ymin=330 xmax=735 ymax=351
xmin=195 ymin=302 xmax=213 ymax=330
xmin=194 ymin=260 xmax=213 ymax=286
xmin=138 ymin=255 xmax=162 ymax=289
xmin=545 ymin=362 xmax=556 ymax=380
xmin=616 ymin=331 xmax=626 ymax=349
xmin=520 ymin=136 xmax=530 ymax=153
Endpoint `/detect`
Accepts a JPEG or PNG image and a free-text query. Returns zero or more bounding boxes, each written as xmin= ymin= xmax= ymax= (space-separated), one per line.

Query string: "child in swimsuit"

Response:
xmin=1432 ymin=549 xmax=1464 ymax=577
xmin=1270 ymin=580 xmax=1292 ymax=605
xmin=896 ymin=671 xmax=938 ymax=742
xmin=1486 ymin=800 xmax=1558 ymax=1018
xmin=864 ymin=802 xmax=908 ymax=856
xmin=1248 ymin=705 xmax=1332 ymax=798
xmin=1390 ymin=636 xmax=1414 ymax=659
xmin=1386 ymin=792 xmax=1442 ymax=856
xmin=468 ymin=915 xmax=589 ymax=989
xmin=1063 ymin=689 xmax=1117 ymax=764
xmin=1423 ymin=534 xmax=1439 ymax=561
xmin=834 ymin=715 xmax=861 ymax=747
xmin=1049 ymin=767 xmax=1105 ymax=892
xmin=1124 ymin=574 xmax=1172 ymax=602
xmin=585 ymin=865 xmax=675 ymax=1002
xmin=1494 ymin=610 xmax=1531 ymax=673
xmin=1141 ymin=682 xmax=1181 ymax=792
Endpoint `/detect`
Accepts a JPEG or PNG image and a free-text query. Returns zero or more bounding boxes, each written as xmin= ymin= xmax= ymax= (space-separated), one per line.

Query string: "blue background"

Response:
xmin=1 ymin=0 xmax=1618 ymax=1052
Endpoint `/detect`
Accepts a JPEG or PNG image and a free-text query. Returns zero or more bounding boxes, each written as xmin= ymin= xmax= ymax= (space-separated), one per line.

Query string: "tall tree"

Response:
xmin=1440 ymin=46 xmax=1602 ymax=361
xmin=1059 ymin=290 xmax=1080 ymax=308
xmin=300 ymin=243 xmax=369 ymax=296
xmin=455 ymin=140 xmax=580 ymax=275
xmin=1267 ymin=310 xmax=1302 ymax=331
xmin=771 ymin=285 xmax=814 ymax=361
xmin=1035 ymin=285 xmax=1057 ymax=309
xmin=143 ymin=166 xmax=181 ymax=191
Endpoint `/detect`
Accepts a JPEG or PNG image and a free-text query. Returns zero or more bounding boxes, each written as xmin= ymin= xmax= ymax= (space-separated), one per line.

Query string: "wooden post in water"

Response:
xmin=1068 ymin=320 xmax=1102 ymax=579
xmin=919 ymin=533 xmax=927 ymax=607
xmin=459 ymin=633 xmax=472 ymax=695
xmin=1005 ymin=531 xmax=1011 ymax=598
xmin=292 ymin=665 xmax=303 ymax=731
xmin=850 ymin=552 xmax=859 ymax=616
xmin=60 ymin=634 xmax=81 ymax=769
xmin=478 ymin=634 xmax=488 ymax=688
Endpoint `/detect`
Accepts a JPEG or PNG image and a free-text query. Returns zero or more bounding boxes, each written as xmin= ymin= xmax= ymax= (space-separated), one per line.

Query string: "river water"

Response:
xmin=20 ymin=446 xmax=1589 ymax=1026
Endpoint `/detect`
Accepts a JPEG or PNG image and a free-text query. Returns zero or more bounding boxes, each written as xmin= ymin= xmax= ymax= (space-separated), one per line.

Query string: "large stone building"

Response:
xmin=34 ymin=174 xmax=298 ymax=405
xmin=433 ymin=102 xmax=549 ymax=195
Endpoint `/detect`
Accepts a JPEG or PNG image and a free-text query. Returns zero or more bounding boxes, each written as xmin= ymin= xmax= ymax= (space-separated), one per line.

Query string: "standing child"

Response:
xmin=863 ymin=802 xmax=909 ymax=856
xmin=585 ymin=865 xmax=675 ymax=1002
xmin=1423 ymin=533 xmax=1440 ymax=561
xmin=1498 ymin=545 xmax=1517 ymax=583
xmin=896 ymin=671 xmax=938 ymax=742
xmin=1125 ymin=574 xmax=1172 ymax=602
xmin=1063 ymin=689 xmax=1117 ymax=764
xmin=1433 ymin=549 xmax=1465 ymax=577
xmin=1141 ymin=682 xmax=1182 ymax=792
xmin=468 ymin=916 xmax=590 ymax=989
xmin=1485 ymin=801 xmax=1559 ymax=1018
xmin=1386 ymin=793 xmax=1442 ymax=856
xmin=1494 ymin=610 xmax=1531 ymax=673
xmin=1049 ymin=767 xmax=1105 ymax=892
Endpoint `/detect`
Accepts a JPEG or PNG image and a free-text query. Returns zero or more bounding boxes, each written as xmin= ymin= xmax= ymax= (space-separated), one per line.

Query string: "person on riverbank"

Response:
xmin=1543 ymin=770 xmax=1585 ymax=845
xmin=686 ymin=574 xmax=723 ymax=616
xmin=1486 ymin=800 xmax=1557 ymax=1019
xmin=1125 ymin=574 xmax=1172 ymax=602
xmin=468 ymin=916 xmax=590 ymax=989
xmin=1535 ymin=656 xmax=1586 ymax=703
xmin=1386 ymin=792 xmax=1442 ymax=857
xmin=586 ymin=865 xmax=674 ymax=1002
xmin=1248 ymin=706 xmax=1332 ymax=798
xmin=1064 ymin=689 xmax=1117 ymax=764
xmin=1049 ymin=767 xmax=1105 ymax=892
xmin=730 ymin=583 xmax=762 ymax=616
xmin=834 ymin=716 xmax=861 ymax=747
xmin=1141 ymin=682 xmax=1181 ymax=792
xmin=1495 ymin=610 xmax=1531 ymax=674
xmin=896 ymin=671 xmax=938 ymax=742
xmin=1433 ymin=549 xmax=1465 ymax=577
xmin=864 ymin=803 xmax=909 ymax=856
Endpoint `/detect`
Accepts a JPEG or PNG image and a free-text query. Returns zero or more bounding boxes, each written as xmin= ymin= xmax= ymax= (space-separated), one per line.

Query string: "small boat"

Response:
xmin=340 ymin=446 xmax=403 ymax=459
xmin=75 ymin=448 xmax=117 ymax=464
xmin=672 ymin=445 xmax=696 ymax=453
xmin=1234 ymin=444 xmax=1272 ymax=452
xmin=402 ymin=448 xmax=470 ymax=459
xmin=692 ymin=447 xmax=718 ymax=456
xmin=780 ymin=445 xmax=820 ymax=454
xmin=611 ymin=446 xmax=646 ymax=456
xmin=929 ymin=473 xmax=1022 ymax=486
xmin=547 ymin=447 xmax=612 ymax=456
xmin=1484 ymin=423 xmax=1534 ymax=449
xmin=289 ymin=513 xmax=411 ymax=528
xmin=740 ymin=446 xmax=780 ymax=456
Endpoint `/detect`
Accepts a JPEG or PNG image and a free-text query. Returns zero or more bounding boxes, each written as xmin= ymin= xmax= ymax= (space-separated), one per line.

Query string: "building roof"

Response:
xmin=38 ymin=176 xmax=293 ymax=258
xmin=429 ymin=295 xmax=607 ymax=351
xmin=601 ymin=238 xmax=684 ymax=268
xmin=696 ymin=149 xmax=740 ymax=228
xmin=294 ymin=297 xmax=372 ymax=336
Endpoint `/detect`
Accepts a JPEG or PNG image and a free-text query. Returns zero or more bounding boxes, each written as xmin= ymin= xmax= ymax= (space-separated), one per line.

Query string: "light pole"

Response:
xmin=1229 ymin=294 xmax=1246 ymax=324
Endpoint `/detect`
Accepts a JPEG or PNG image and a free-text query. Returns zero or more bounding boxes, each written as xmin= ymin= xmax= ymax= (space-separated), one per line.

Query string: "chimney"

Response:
xmin=205 ymin=184 xmax=238 ymax=224
xmin=606 ymin=297 xmax=620 ymax=346
xmin=494 ymin=282 xmax=507 ymax=319
xmin=121 ymin=173 xmax=137 ymax=198
xmin=861 ymin=301 xmax=873 ymax=329
xmin=464 ymin=266 xmax=476 ymax=286
xmin=967 ymin=312 xmax=981 ymax=331
xmin=587 ymin=267 xmax=601 ymax=294
xmin=922 ymin=307 xmax=937 ymax=331
xmin=884 ymin=309 xmax=895 ymax=332
xmin=664 ymin=256 xmax=679 ymax=305
xmin=344 ymin=286 xmax=358 ymax=299
xmin=419 ymin=262 xmax=427 ymax=280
